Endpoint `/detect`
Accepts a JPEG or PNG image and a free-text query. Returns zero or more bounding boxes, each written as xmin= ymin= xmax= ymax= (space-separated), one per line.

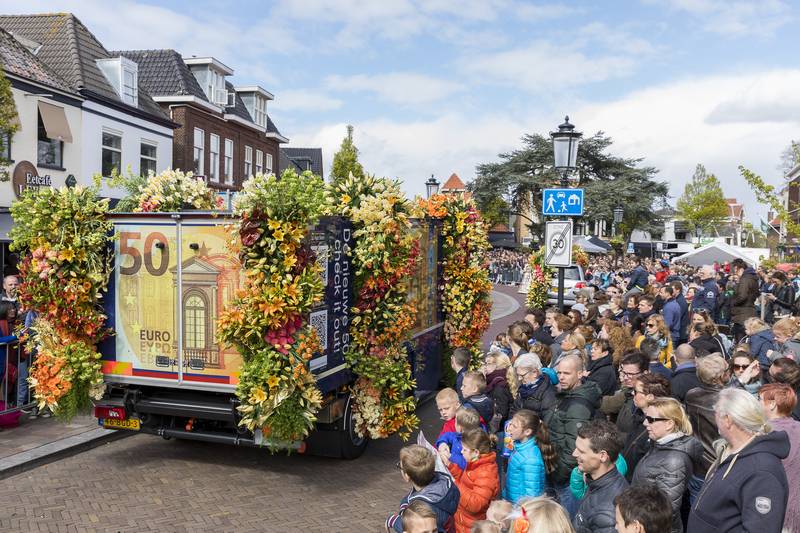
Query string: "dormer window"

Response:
xmin=97 ymin=56 xmax=138 ymax=106
xmin=207 ymin=70 xmax=226 ymax=106
xmin=122 ymin=67 xmax=137 ymax=105
xmin=254 ymin=97 xmax=267 ymax=128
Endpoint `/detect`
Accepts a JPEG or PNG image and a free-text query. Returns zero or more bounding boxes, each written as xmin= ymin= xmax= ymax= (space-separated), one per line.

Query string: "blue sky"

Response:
xmin=5 ymin=0 xmax=800 ymax=223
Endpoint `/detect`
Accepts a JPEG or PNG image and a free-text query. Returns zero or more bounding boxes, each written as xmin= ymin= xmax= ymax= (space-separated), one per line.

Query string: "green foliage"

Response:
xmin=742 ymin=221 xmax=767 ymax=248
xmin=0 ymin=68 xmax=20 ymax=182
xmin=470 ymin=131 xmax=669 ymax=243
xmin=106 ymin=168 xmax=148 ymax=212
xmin=740 ymin=165 xmax=800 ymax=238
xmin=675 ymin=164 xmax=729 ymax=237
xmin=330 ymin=124 xmax=365 ymax=187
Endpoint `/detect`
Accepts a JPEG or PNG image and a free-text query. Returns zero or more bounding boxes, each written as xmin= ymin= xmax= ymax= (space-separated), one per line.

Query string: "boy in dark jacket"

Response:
xmin=451 ymin=348 xmax=471 ymax=402
xmin=387 ymin=444 xmax=460 ymax=533
xmin=460 ymin=371 xmax=494 ymax=424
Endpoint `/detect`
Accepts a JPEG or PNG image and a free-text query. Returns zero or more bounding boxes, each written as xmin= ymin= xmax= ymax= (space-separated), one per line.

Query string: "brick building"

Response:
xmin=116 ymin=49 xmax=288 ymax=190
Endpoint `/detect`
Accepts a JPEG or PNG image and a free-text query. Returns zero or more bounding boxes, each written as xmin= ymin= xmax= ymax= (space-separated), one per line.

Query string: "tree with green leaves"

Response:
xmin=330 ymin=124 xmax=365 ymax=186
xmin=675 ymin=164 xmax=729 ymax=238
xmin=469 ymin=131 xmax=669 ymax=244
xmin=0 ymin=68 xmax=20 ymax=182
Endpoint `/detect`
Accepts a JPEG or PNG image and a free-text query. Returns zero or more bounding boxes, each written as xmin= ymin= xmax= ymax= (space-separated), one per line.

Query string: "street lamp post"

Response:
xmin=425 ymin=175 xmax=440 ymax=199
xmin=613 ymin=205 xmax=624 ymax=267
xmin=550 ymin=116 xmax=582 ymax=311
xmin=613 ymin=205 xmax=623 ymax=235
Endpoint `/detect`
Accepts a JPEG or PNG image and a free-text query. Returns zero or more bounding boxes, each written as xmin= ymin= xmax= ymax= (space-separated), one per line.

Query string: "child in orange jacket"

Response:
xmin=442 ymin=428 xmax=499 ymax=533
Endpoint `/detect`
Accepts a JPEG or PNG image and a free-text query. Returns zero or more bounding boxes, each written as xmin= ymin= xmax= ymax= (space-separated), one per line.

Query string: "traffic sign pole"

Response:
xmin=544 ymin=220 xmax=573 ymax=312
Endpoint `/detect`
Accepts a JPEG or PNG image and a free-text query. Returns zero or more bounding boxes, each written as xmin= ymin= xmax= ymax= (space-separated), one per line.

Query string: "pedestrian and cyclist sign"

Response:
xmin=542 ymin=188 xmax=584 ymax=216
xmin=545 ymin=220 xmax=573 ymax=267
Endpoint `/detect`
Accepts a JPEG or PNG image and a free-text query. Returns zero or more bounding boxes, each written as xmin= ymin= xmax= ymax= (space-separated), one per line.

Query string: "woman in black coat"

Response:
xmin=585 ymin=338 xmax=617 ymax=396
xmin=632 ymin=397 xmax=703 ymax=533
xmin=481 ymin=351 xmax=514 ymax=433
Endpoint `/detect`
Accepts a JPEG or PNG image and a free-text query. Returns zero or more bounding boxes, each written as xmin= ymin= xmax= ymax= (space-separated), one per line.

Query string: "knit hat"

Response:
xmin=513 ymin=352 xmax=542 ymax=370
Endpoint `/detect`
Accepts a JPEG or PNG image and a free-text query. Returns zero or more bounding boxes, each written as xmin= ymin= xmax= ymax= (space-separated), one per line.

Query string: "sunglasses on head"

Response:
xmin=644 ymin=415 xmax=669 ymax=424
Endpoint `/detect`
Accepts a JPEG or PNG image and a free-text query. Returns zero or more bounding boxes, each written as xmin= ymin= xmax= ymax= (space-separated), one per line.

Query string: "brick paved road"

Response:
xmin=0 ymin=286 xmax=523 ymax=532
xmin=0 ymin=399 xmax=442 ymax=533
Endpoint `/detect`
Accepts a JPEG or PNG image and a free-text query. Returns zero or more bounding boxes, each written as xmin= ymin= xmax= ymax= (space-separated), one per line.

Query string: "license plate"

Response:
xmin=103 ymin=418 xmax=140 ymax=431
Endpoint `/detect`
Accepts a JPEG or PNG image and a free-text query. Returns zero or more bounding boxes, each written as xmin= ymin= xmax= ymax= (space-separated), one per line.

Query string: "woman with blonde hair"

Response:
xmin=631 ymin=397 xmax=702 ymax=533
xmin=636 ymin=314 xmax=674 ymax=369
xmin=768 ymin=316 xmax=800 ymax=362
xmin=482 ymin=351 xmax=513 ymax=433
xmin=507 ymin=322 xmax=531 ymax=361
xmin=743 ymin=317 xmax=776 ymax=371
xmin=603 ymin=320 xmax=635 ymax=365
xmin=513 ymin=496 xmax=575 ymax=533
xmin=559 ymin=332 xmax=586 ymax=364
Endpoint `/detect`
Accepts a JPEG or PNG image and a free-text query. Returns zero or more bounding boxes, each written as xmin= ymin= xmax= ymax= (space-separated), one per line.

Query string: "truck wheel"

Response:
xmin=339 ymin=394 xmax=368 ymax=459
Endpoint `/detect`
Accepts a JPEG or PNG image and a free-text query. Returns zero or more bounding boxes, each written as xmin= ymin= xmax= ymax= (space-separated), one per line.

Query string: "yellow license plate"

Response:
xmin=103 ymin=418 xmax=140 ymax=431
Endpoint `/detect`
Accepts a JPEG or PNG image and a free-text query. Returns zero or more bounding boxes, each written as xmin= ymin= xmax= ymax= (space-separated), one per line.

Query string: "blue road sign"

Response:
xmin=542 ymin=188 xmax=584 ymax=216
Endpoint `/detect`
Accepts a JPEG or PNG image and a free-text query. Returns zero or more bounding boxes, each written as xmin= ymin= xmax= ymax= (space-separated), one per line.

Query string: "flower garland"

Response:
xmin=526 ymin=249 xmax=553 ymax=310
xmin=135 ymin=169 xmax=223 ymax=212
xmin=217 ymin=170 xmax=326 ymax=444
xmin=418 ymin=194 xmax=492 ymax=361
xmin=330 ymin=173 xmax=420 ymax=440
xmin=9 ymin=185 xmax=113 ymax=419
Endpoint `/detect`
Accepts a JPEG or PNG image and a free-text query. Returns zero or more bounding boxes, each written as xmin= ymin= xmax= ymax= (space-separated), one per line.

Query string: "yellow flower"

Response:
xmin=267 ymin=376 xmax=280 ymax=389
xmin=250 ymin=387 xmax=267 ymax=403
xmin=341 ymin=194 xmax=352 ymax=204
xmin=267 ymin=220 xmax=281 ymax=230
xmin=273 ymin=228 xmax=285 ymax=241
xmin=58 ymin=248 xmax=75 ymax=262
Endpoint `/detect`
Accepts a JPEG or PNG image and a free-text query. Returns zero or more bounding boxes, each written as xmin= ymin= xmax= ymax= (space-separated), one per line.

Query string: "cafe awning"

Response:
xmin=38 ymin=101 xmax=73 ymax=143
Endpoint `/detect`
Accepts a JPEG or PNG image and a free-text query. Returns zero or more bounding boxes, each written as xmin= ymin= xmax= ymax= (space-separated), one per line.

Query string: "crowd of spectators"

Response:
xmin=389 ymin=255 xmax=800 ymax=533
xmin=488 ymin=250 xmax=529 ymax=286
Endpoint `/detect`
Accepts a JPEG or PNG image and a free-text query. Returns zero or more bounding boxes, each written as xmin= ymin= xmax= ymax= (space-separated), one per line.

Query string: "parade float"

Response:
xmin=11 ymin=169 xmax=491 ymax=457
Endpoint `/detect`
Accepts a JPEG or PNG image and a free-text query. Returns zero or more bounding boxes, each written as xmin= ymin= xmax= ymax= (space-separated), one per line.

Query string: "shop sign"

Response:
xmin=12 ymin=161 xmax=52 ymax=199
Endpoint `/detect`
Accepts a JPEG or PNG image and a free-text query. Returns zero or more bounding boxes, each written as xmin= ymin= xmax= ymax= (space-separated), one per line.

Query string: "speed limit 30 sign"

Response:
xmin=545 ymin=220 xmax=573 ymax=267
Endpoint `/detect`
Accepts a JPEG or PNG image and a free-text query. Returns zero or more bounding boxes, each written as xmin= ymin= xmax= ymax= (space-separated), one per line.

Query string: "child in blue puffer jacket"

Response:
xmin=502 ymin=408 xmax=556 ymax=504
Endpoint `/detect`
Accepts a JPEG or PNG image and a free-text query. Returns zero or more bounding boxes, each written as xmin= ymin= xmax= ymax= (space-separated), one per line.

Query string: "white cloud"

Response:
xmin=325 ymin=72 xmax=462 ymax=105
xmin=575 ymin=69 xmax=800 ymax=220
xmin=289 ymin=114 xmax=532 ymax=197
xmin=462 ymin=41 xmax=638 ymax=91
xmin=292 ymin=69 xmax=800 ymax=225
xmin=276 ymin=89 xmax=344 ymax=112
xmin=705 ymin=71 xmax=800 ymax=124
xmin=658 ymin=0 xmax=793 ymax=36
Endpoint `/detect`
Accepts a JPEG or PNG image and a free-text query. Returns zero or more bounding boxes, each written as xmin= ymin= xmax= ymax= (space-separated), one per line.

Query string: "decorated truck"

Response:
xmin=93 ymin=211 xmax=444 ymax=458
xmin=11 ymin=170 xmax=491 ymax=459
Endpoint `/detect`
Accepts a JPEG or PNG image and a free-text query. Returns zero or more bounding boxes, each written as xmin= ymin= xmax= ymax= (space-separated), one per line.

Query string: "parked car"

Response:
xmin=547 ymin=265 xmax=591 ymax=307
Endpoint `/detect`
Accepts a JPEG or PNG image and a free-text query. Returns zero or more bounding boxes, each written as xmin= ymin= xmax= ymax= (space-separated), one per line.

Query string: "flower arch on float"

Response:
xmin=329 ymin=173 xmax=421 ymax=440
xmin=217 ymin=170 xmax=327 ymax=444
xmin=418 ymin=193 xmax=492 ymax=366
xmin=10 ymin=183 xmax=113 ymax=420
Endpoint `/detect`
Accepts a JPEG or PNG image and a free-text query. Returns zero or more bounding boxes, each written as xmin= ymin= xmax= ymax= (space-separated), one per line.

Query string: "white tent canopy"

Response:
xmin=574 ymin=236 xmax=608 ymax=254
xmin=671 ymin=242 xmax=764 ymax=267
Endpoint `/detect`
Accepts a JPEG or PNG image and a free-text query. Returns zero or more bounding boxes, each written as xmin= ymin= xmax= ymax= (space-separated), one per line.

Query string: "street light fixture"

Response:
xmin=550 ymin=116 xmax=582 ymax=186
xmin=425 ymin=174 xmax=440 ymax=198
xmin=613 ymin=205 xmax=624 ymax=225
